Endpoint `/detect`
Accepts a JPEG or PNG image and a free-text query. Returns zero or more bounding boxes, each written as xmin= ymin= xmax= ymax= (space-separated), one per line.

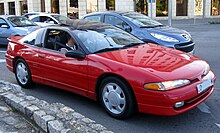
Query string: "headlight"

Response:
xmin=150 ymin=33 xmax=179 ymax=42
xmin=185 ymin=31 xmax=192 ymax=38
xmin=144 ymin=79 xmax=190 ymax=91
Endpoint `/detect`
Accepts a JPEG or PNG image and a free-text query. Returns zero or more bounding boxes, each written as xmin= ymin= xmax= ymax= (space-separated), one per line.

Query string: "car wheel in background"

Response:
xmin=15 ymin=58 xmax=33 ymax=88
xmin=99 ymin=77 xmax=136 ymax=119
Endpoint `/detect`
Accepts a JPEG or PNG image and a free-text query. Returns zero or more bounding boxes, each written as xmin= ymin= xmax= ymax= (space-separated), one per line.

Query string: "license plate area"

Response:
xmin=197 ymin=79 xmax=214 ymax=94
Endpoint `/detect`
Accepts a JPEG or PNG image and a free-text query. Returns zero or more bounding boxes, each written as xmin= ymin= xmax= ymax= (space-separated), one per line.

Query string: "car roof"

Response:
xmin=47 ymin=19 xmax=116 ymax=31
xmin=28 ymin=13 xmax=65 ymax=19
xmin=24 ymin=12 xmax=61 ymax=16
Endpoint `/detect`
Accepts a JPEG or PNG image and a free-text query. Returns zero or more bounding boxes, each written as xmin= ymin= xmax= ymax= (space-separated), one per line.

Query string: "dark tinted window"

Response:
xmin=84 ymin=15 xmax=101 ymax=22
xmin=40 ymin=16 xmax=55 ymax=23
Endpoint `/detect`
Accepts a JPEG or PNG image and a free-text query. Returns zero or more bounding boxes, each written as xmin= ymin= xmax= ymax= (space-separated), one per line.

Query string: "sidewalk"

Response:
xmin=0 ymin=97 xmax=39 ymax=133
xmin=0 ymin=80 xmax=112 ymax=133
xmin=158 ymin=17 xmax=220 ymax=26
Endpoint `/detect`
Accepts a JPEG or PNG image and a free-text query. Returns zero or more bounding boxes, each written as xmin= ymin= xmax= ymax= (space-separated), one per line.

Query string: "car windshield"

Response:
xmin=123 ymin=12 xmax=163 ymax=28
xmin=7 ymin=16 xmax=37 ymax=27
xmin=73 ymin=27 xmax=144 ymax=53
xmin=51 ymin=15 xmax=71 ymax=24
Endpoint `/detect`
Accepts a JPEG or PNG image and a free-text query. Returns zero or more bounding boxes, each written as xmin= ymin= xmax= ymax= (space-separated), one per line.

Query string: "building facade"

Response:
xmin=0 ymin=0 xmax=220 ymax=19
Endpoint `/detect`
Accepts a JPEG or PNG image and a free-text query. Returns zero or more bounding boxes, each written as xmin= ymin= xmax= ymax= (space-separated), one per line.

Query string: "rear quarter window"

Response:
xmin=19 ymin=28 xmax=44 ymax=46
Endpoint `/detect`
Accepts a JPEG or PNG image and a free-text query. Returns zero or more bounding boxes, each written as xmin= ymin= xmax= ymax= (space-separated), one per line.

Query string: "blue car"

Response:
xmin=82 ymin=11 xmax=195 ymax=54
xmin=0 ymin=15 xmax=39 ymax=45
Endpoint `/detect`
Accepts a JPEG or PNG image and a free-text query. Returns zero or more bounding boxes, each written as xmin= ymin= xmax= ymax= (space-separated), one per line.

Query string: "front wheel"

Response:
xmin=15 ymin=59 xmax=32 ymax=88
xmin=99 ymin=77 xmax=136 ymax=119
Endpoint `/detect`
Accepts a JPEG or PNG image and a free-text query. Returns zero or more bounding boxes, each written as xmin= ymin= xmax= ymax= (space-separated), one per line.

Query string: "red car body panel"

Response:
xmin=5 ymin=36 xmax=216 ymax=116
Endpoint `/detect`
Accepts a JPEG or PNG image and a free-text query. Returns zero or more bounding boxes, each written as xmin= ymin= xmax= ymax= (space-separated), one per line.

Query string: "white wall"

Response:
xmin=115 ymin=0 xmax=134 ymax=11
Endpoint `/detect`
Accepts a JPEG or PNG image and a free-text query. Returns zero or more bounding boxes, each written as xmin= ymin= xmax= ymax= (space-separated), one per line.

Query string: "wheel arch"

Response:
xmin=95 ymin=73 xmax=138 ymax=109
xmin=13 ymin=56 xmax=26 ymax=73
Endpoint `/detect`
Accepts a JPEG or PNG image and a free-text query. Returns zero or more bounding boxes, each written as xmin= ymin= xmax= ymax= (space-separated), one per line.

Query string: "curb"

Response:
xmin=0 ymin=80 xmax=113 ymax=133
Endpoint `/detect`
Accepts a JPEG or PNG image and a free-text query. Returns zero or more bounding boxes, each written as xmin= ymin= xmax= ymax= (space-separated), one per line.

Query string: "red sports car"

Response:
xmin=5 ymin=20 xmax=216 ymax=119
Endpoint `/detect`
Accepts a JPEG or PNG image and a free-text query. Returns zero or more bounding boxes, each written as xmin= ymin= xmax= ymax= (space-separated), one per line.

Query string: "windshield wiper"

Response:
xmin=123 ymin=42 xmax=145 ymax=48
xmin=26 ymin=24 xmax=37 ymax=26
xmin=93 ymin=47 xmax=121 ymax=54
xmin=153 ymin=25 xmax=164 ymax=27
xmin=15 ymin=25 xmax=35 ymax=27
xmin=140 ymin=25 xmax=164 ymax=28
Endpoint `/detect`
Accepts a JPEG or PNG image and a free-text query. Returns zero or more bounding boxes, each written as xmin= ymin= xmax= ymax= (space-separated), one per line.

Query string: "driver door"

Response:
xmin=37 ymin=28 xmax=89 ymax=96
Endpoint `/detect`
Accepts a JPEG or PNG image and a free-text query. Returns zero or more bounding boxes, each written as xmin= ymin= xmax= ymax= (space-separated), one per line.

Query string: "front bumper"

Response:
xmin=135 ymin=71 xmax=215 ymax=116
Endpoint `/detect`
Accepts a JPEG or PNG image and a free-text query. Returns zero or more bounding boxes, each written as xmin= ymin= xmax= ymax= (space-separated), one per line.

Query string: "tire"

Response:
xmin=15 ymin=59 xmax=33 ymax=88
xmin=99 ymin=77 xmax=136 ymax=119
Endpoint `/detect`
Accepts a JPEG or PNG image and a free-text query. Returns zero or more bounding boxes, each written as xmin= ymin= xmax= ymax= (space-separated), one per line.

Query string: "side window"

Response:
xmin=31 ymin=16 xmax=40 ymax=22
xmin=0 ymin=18 xmax=8 ymax=27
xmin=40 ymin=16 xmax=57 ymax=24
xmin=44 ymin=29 xmax=78 ymax=52
xmin=84 ymin=15 xmax=101 ymax=22
xmin=19 ymin=29 xmax=44 ymax=45
xmin=104 ymin=15 xmax=131 ymax=32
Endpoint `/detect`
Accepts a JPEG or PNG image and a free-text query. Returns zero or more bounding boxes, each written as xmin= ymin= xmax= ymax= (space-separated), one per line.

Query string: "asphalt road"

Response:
xmin=0 ymin=23 xmax=220 ymax=133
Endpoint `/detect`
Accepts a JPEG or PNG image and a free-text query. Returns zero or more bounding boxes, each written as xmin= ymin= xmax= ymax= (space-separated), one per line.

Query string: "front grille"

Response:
xmin=175 ymin=41 xmax=195 ymax=53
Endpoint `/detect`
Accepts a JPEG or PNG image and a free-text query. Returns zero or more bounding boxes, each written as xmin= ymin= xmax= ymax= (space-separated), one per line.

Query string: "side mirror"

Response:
xmin=124 ymin=26 xmax=132 ymax=32
xmin=65 ymin=50 xmax=86 ymax=59
xmin=47 ymin=21 xmax=55 ymax=24
xmin=121 ymin=22 xmax=131 ymax=32
xmin=1 ymin=24 xmax=9 ymax=28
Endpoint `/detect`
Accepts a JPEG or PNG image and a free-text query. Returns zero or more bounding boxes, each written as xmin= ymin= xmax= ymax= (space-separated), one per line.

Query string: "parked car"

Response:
xmin=82 ymin=11 xmax=195 ymax=54
xmin=0 ymin=15 xmax=39 ymax=45
xmin=23 ymin=12 xmax=72 ymax=26
xmin=5 ymin=20 xmax=215 ymax=119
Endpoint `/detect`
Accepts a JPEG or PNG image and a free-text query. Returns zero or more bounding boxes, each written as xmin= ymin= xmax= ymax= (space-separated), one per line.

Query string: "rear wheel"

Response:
xmin=15 ymin=59 xmax=32 ymax=88
xmin=99 ymin=77 xmax=136 ymax=119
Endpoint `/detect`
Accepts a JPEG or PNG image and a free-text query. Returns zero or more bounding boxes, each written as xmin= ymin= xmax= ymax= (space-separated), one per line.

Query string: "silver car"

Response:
xmin=24 ymin=12 xmax=72 ymax=27
xmin=0 ymin=15 xmax=39 ymax=45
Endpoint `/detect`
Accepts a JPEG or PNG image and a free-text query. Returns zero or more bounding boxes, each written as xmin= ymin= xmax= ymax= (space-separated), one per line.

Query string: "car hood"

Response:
xmin=98 ymin=43 xmax=207 ymax=81
xmin=143 ymin=25 xmax=188 ymax=35
xmin=14 ymin=26 xmax=40 ymax=35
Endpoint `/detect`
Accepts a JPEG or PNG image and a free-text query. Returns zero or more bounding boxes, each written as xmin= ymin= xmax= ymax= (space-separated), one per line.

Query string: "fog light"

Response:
xmin=174 ymin=101 xmax=185 ymax=108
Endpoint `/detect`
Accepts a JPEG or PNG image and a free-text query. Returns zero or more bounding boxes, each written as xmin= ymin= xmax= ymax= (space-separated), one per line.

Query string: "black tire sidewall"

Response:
xmin=99 ymin=77 xmax=135 ymax=119
xmin=15 ymin=59 xmax=32 ymax=88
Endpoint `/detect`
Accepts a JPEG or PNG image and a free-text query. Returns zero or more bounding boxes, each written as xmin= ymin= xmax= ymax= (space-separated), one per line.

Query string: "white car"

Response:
xmin=24 ymin=13 xmax=72 ymax=27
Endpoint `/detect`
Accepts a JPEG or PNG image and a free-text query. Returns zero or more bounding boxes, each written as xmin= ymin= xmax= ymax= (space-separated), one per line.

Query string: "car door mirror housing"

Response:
xmin=123 ymin=25 xmax=131 ymax=32
xmin=65 ymin=50 xmax=86 ymax=59
xmin=47 ymin=21 xmax=55 ymax=24
xmin=124 ymin=26 xmax=131 ymax=32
